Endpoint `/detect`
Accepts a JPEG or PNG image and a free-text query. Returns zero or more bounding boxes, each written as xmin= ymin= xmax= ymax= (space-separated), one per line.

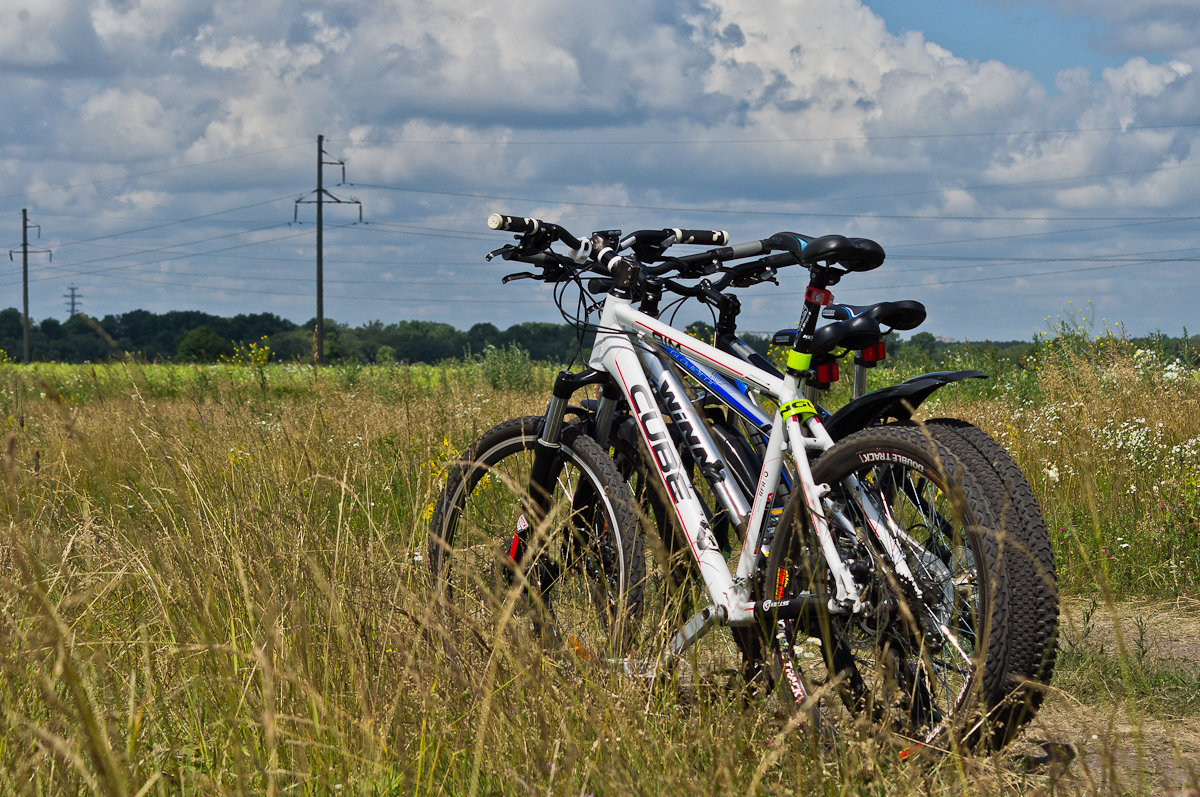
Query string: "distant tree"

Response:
xmin=909 ymin=331 xmax=937 ymax=356
xmin=175 ymin=326 xmax=234 ymax=362
xmin=323 ymin=326 xmax=345 ymax=361
xmin=62 ymin=314 xmax=119 ymax=362
xmin=39 ymin=317 xmax=63 ymax=340
xmin=393 ymin=320 xmax=463 ymax=362
xmin=227 ymin=312 xmax=296 ymax=342
xmin=267 ymin=327 xmax=315 ymax=362
xmin=467 ymin=322 xmax=500 ymax=349
xmin=0 ymin=308 xmax=22 ymax=341
xmin=375 ymin=344 xmax=397 ymax=363
xmin=499 ymin=322 xmax=581 ymax=361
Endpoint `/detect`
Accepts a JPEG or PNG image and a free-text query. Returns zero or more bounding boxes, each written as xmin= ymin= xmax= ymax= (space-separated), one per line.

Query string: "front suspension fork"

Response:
xmin=506 ymin=368 xmax=613 ymax=570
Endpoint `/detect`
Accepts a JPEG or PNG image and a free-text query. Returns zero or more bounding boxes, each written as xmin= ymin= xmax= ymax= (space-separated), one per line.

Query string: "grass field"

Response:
xmin=1 ymin=335 xmax=1198 ymax=794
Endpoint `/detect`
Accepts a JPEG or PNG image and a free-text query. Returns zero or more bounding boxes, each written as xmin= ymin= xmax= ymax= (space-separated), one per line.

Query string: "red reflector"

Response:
xmin=861 ymin=342 xmax=886 ymax=363
xmin=806 ymin=286 xmax=833 ymax=306
xmin=815 ymin=361 xmax=839 ymax=383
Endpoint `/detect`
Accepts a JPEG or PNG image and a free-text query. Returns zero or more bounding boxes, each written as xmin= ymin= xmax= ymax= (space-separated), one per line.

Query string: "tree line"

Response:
xmin=0 ymin=307 xmax=589 ymax=364
xmin=3 ymin=306 xmax=1192 ymax=368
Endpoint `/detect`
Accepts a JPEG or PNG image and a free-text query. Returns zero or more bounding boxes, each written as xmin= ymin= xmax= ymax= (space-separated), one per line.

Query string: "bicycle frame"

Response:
xmin=586 ymin=291 xmax=870 ymax=630
xmin=485 ymin=216 xmax=926 ymax=662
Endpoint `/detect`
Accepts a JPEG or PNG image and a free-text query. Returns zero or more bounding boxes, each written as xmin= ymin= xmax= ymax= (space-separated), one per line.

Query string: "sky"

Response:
xmin=1 ymin=0 xmax=1198 ymax=343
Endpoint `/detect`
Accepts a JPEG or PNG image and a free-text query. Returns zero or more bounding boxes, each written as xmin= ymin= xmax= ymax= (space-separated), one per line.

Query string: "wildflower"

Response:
xmin=1043 ymin=465 xmax=1060 ymax=483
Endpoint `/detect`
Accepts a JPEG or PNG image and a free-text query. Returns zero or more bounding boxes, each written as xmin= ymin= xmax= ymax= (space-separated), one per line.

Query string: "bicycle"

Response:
xmin=596 ymin=237 xmax=1058 ymax=742
xmin=429 ymin=214 xmax=1057 ymax=750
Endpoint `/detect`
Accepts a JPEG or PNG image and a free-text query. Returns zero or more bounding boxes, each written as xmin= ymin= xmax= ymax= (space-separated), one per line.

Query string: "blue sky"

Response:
xmin=1 ymin=0 xmax=1198 ymax=344
xmin=869 ymin=1 xmax=1114 ymax=86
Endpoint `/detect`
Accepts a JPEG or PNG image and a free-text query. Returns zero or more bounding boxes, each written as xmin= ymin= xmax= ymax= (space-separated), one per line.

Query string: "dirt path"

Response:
xmin=1005 ymin=597 xmax=1200 ymax=795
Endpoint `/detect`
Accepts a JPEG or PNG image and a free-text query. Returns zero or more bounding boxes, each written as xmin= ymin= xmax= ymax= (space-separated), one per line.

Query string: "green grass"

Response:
xmin=1056 ymin=606 xmax=1200 ymax=718
xmin=0 ymin=337 xmax=1198 ymax=794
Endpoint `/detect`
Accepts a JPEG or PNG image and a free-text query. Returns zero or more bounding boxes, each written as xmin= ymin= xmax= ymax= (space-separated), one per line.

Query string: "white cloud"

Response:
xmin=0 ymin=0 xmax=1198 ymax=339
xmin=1101 ymin=57 xmax=1192 ymax=98
xmin=115 ymin=189 xmax=171 ymax=213
xmin=0 ymin=0 xmax=85 ymax=67
xmin=91 ymin=0 xmax=206 ymax=47
xmin=78 ymin=88 xmax=180 ymax=157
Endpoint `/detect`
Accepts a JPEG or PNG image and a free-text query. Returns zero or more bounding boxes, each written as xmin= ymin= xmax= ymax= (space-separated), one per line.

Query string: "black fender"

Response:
xmin=823 ymin=370 xmax=987 ymax=441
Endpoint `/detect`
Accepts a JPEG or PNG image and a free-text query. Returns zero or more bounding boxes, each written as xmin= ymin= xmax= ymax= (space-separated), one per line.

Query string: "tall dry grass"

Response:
xmin=0 ymin=347 xmax=1196 ymax=794
xmin=925 ymin=337 xmax=1200 ymax=599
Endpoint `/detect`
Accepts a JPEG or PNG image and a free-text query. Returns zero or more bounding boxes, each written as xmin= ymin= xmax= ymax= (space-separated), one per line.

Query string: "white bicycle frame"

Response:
xmin=588 ymin=289 xmax=924 ymax=637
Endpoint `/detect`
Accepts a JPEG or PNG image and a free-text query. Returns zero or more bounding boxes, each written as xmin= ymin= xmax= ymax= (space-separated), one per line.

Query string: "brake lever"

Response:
xmin=501 ymin=271 xmax=537 ymax=284
xmin=486 ymin=245 xmax=516 ymax=262
xmin=730 ymin=266 xmax=778 ymax=288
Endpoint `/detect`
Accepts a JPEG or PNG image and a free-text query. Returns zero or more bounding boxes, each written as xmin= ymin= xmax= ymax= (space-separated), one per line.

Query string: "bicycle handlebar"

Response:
xmin=486 ymin=213 xmax=885 ymax=294
xmin=488 ymin=212 xmax=586 ymax=250
xmin=669 ymin=228 xmax=729 ymax=246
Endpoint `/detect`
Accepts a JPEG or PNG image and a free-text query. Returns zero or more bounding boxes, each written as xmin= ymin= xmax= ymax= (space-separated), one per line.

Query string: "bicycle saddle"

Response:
xmin=822 ymin=299 xmax=926 ymax=331
xmin=772 ymin=314 xmax=882 ymax=358
xmin=799 ymin=235 xmax=886 ymax=272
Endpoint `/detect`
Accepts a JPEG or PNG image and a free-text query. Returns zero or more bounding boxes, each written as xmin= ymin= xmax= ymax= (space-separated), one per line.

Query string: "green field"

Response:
xmin=1 ymin=334 xmax=1198 ymax=794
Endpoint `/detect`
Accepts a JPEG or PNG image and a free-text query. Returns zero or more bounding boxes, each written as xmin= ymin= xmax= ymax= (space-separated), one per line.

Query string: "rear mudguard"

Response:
xmin=822 ymin=370 xmax=987 ymax=441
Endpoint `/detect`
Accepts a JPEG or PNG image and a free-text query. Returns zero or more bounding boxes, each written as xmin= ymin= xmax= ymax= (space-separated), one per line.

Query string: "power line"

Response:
xmin=42 ymin=269 xmax=553 ymax=305
xmin=0 ymin=143 xmax=308 ymax=203
xmin=886 ymin=245 xmax=1200 ymax=270
xmin=30 ymin=223 xmax=302 ymax=277
xmin=349 ymin=177 xmax=1200 ymax=223
xmin=43 ymin=194 xmax=300 ymax=250
xmin=804 ymin=255 xmax=1198 ymax=294
xmin=331 ymin=120 xmax=1200 ymax=147
xmin=887 ymin=216 xmax=1190 ymax=249
xmin=23 ymin=225 xmax=312 ymax=284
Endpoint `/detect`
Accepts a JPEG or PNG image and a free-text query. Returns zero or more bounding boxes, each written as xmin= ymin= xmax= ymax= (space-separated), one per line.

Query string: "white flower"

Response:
xmin=1043 ymin=465 xmax=1060 ymax=483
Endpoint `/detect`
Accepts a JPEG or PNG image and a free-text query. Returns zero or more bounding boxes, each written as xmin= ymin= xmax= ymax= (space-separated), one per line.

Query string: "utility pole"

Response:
xmin=9 ymin=209 xmax=51 ymax=364
xmin=64 ymin=284 xmax=82 ymax=316
xmin=294 ymin=135 xmax=362 ymax=365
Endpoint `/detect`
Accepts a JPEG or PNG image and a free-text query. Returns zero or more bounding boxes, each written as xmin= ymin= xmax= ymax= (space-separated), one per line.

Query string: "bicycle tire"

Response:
xmin=428 ymin=416 xmax=645 ymax=661
xmin=765 ymin=424 xmax=1022 ymax=750
xmin=923 ymin=418 xmax=1058 ymax=742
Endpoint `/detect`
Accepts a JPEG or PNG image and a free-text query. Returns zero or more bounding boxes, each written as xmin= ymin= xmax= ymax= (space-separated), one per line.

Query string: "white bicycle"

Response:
xmin=429 ymin=214 xmax=1055 ymax=751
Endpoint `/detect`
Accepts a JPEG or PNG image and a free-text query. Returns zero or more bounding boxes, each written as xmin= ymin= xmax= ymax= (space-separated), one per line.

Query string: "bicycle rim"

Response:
xmin=430 ymin=419 xmax=641 ymax=662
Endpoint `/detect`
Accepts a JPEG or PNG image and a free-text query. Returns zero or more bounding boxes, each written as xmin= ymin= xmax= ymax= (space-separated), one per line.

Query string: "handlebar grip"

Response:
xmin=707 ymin=240 xmax=769 ymax=261
xmin=670 ymin=228 xmax=729 ymax=246
xmin=488 ymin=213 xmax=540 ymax=233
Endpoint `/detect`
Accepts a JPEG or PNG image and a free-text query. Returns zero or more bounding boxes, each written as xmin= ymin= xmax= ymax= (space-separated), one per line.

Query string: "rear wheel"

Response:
xmin=766 ymin=424 xmax=1023 ymax=749
xmin=428 ymin=416 xmax=645 ymax=662
xmin=924 ymin=418 xmax=1058 ymax=743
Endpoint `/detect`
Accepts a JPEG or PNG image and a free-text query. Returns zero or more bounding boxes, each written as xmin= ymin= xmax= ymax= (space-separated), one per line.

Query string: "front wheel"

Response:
xmin=766 ymin=424 xmax=1023 ymax=750
xmin=428 ymin=416 xmax=645 ymax=662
